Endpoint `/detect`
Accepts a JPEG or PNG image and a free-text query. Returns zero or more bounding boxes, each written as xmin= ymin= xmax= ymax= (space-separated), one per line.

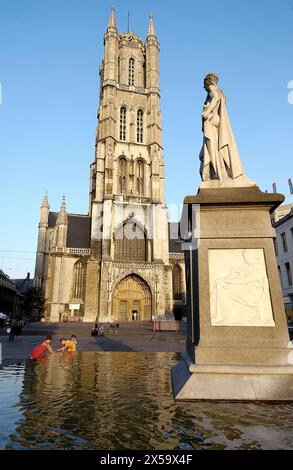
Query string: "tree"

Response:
xmin=22 ymin=287 xmax=45 ymax=321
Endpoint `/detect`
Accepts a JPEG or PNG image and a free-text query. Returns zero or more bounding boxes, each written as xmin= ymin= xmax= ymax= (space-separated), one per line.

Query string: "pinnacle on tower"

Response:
xmin=41 ymin=191 xmax=49 ymax=208
xmin=39 ymin=191 xmax=50 ymax=227
xmin=56 ymin=194 xmax=67 ymax=225
xmin=107 ymin=5 xmax=117 ymax=32
xmin=61 ymin=193 xmax=66 ymax=210
xmin=147 ymin=13 xmax=157 ymax=39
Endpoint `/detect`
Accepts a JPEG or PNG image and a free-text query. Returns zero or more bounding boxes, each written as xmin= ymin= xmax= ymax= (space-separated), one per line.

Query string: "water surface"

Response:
xmin=0 ymin=352 xmax=293 ymax=450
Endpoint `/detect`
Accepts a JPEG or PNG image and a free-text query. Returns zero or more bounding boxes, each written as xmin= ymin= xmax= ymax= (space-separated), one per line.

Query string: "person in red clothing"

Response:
xmin=30 ymin=336 xmax=54 ymax=359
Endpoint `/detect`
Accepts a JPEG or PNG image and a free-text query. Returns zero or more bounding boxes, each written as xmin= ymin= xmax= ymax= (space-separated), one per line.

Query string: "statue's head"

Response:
xmin=204 ymin=73 xmax=219 ymax=92
xmin=242 ymin=249 xmax=263 ymax=267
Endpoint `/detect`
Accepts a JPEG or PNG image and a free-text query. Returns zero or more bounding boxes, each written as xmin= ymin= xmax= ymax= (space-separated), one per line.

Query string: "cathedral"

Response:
xmin=34 ymin=7 xmax=186 ymax=323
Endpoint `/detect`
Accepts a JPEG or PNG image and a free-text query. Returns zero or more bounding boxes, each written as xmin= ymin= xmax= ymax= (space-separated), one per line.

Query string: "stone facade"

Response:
xmin=0 ymin=269 xmax=23 ymax=317
xmin=33 ymin=8 xmax=186 ymax=323
xmin=273 ymin=205 xmax=293 ymax=319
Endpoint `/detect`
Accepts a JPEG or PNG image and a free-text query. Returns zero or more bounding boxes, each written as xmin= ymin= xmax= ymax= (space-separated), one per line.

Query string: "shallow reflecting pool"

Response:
xmin=0 ymin=352 xmax=293 ymax=450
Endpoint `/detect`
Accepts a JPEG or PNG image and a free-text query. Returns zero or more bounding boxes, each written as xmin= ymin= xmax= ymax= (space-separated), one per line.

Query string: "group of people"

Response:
xmin=30 ymin=334 xmax=77 ymax=360
xmin=91 ymin=323 xmax=104 ymax=336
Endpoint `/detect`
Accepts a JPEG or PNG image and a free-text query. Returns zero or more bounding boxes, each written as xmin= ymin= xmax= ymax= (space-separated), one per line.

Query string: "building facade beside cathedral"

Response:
xmin=34 ymin=8 xmax=186 ymax=323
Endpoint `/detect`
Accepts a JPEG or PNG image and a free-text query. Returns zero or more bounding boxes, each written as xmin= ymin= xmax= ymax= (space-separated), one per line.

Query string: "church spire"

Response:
xmin=147 ymin=14 xmax=157 ymax=39
xmin=56 ymin=194 xmax=67 ymax=226
xmin=107 ymin=5 xmax=117 ymax=32
xmin=39 ymin=191 xmax=50 ymax=227
xmin=41 ymin=191 xmax=49 ymax=208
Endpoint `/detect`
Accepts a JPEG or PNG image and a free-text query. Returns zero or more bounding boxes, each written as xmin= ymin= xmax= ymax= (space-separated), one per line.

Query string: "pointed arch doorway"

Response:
xmin=112 ymin=274 xmax=152 ymax=322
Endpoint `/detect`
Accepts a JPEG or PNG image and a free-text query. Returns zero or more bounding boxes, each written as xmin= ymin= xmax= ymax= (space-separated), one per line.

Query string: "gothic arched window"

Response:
xmin=119 ymin=157 xmax=127 ymax=194
xmin=173 ymin=264 xmax=182 ymax=301
xmin=137 ymin=109 xmax=143 ymax=143
xmin=129 ymin=58 xmax=135 ymax=86
xmin=115 ymin=221 xmax=147 ymax=262
xmin=120 ymin=107 xmax=126 ymax=141
xmin=136 ymin=160 xmax=144 ymax=195
xmin=73 ymin=261 xmax=86 ymax=300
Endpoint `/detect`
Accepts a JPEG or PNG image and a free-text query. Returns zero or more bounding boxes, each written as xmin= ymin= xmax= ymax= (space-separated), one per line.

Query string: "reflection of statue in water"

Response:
xmin=210 ymin=249 xmax=275 ymax=326
xmin=199 ymin=73 xmax=255 ymax=187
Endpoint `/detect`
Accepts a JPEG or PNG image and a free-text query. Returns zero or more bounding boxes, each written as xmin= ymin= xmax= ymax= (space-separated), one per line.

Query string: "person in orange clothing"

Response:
xmin=70 ymin=334 xmax=77 ymax=351
xmin=57 ymin=336 xmax=77 ymax=352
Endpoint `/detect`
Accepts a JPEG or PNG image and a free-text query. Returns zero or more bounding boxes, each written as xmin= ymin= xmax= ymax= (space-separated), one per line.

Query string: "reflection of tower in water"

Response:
xmin=12 ymin=353 xmax=182 ymax=449
xmin=14 ymin=354 xmax=100 ymax=448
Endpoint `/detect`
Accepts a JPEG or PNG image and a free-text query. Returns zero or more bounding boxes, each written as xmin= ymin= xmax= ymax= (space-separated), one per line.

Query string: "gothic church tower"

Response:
xmin=84 ymin=7 xmax=171 ymax=322
xmin=34 ymin=7 xmax=186 ymax=323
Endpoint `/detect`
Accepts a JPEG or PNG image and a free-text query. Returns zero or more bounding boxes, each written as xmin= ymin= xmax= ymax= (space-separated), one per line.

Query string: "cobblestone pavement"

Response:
xmin=0 ymin=321 xmax=187 ymax=368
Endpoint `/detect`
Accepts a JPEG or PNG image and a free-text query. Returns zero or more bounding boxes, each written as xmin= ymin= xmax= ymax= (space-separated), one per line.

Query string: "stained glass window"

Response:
xmin=119 ymin=158 xmax=127 ymax=194
xmin=129 ymin=58 xmax=135 ymax=86
xmin=115 ymin=222 xmax=146 ymax=262
xmin=173 ymin=264 xmax=182 ymax=301
xmin=73 ymin=261 xmax=85 ymax=300
xmin=120 ymin=107 xmax=126 ymax=141
xmin=136 ymin=160 xmax=144 ymax=195
xmin=137 ymin=109 xmax=143 ymax=143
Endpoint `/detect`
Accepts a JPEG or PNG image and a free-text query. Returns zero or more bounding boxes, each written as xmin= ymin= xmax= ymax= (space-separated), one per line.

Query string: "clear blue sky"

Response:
xmin=0 ymin=0 xmax=292 ymax=278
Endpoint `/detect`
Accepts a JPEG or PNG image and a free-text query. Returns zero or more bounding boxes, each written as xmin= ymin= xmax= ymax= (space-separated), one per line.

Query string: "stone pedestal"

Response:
xmin=172 ymin=187 xmax=293 ymax=400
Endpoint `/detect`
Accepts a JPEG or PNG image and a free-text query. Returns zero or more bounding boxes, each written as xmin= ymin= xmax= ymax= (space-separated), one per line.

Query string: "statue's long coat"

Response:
xmin=200 ymin=90 xmax=244 ymax=179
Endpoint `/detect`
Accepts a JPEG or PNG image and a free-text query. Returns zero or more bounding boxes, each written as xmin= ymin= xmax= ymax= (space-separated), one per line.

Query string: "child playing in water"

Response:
xmin=71 ymin=334 xmax=77 ymax=351
xmin=58 ymin=336 xmax=77 ymax=352
xmin=30 ymin=336 xmax=54 ymax=359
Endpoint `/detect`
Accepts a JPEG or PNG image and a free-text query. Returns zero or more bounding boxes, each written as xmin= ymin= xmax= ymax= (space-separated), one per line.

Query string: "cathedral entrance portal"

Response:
xmin=112 ymin=275 xmax=152 ymax=322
